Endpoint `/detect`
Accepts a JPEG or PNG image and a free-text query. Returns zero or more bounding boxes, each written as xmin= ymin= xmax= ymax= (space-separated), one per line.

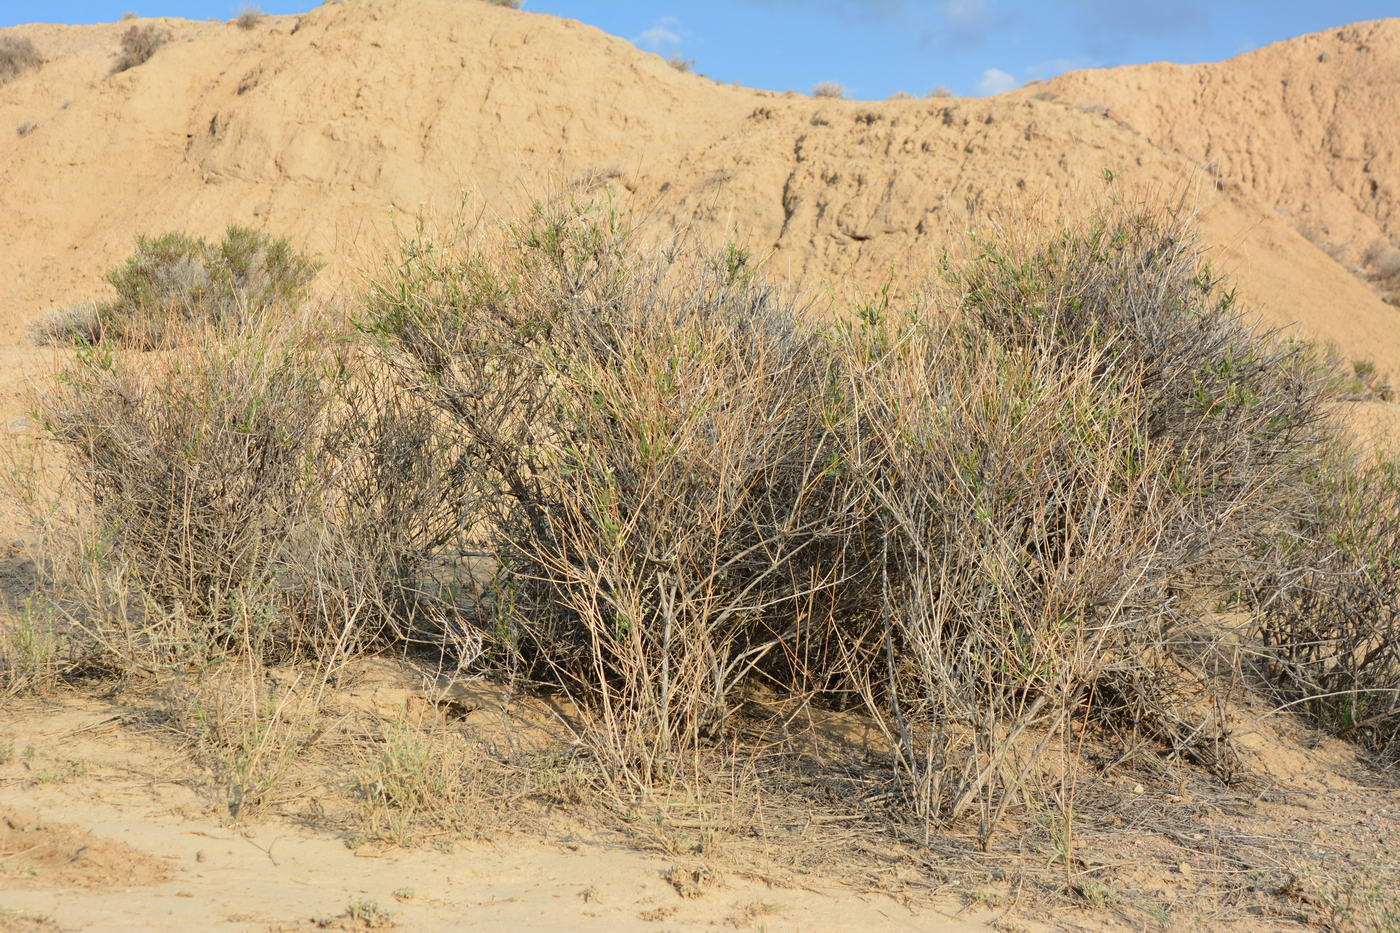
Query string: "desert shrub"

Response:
xmin=1364 ymin=241 xmax=1400 ymax=281
xmin=0 ymin=35 xmax=42 ymax=86
xmin=44 ymin=227 xmax=318 ymax=348
xmin=15 ymin=121 xmax=37 ymax=137
xmin=235 ymin=6 xmax=265 ymax=30
xmin=21 ymin=192 xmax=1378 ymax=842
xmin=361 ymin=199 xmax=1345 ymax=818
xmin=30 ymin=304 xmax=102 ymax=346
xmin=888 ymin=90 xmax=914 ymax=100
xmin=949 ymin=214 xmax=1334 ymax=571
xmin=812 ymin=81 xmax=845 ymax=99
xmin=1248 ymin=454 xmax=1400 ymax=761
xmin=666 ymin=55 xmax=694 ymax=73
xmin=928 ymin=85 xmax=954 ymax=98
xmin=365 ymin=205 xmax=870 ymax=782
xmin=483 ymin=0 xmax=523 ymax=7
xmin=24 ymin=311 xmax=466 ymax=673
xmin=112 ymin=24 xmax=167 ymax=74
xmin=0 ymin=603 xmax=73 ymax=696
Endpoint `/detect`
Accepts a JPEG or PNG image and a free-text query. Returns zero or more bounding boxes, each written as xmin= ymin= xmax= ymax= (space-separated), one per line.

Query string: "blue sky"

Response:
xmin=4 ymin=0 xmax=1396 ymax=98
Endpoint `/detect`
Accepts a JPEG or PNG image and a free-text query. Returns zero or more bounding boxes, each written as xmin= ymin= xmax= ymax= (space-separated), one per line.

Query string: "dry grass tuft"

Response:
xmin=112 ymin=24 xmax=167 ymax=74
xmin=812 ymin=81 xmax=846 ymax=99
xmin=0 ymin=36 xmax=42 ymax=86
xmin=234 ymin=6 xmax=265 ymax=30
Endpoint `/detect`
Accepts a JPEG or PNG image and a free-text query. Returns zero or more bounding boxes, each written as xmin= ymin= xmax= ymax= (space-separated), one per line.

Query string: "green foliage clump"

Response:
xmin=37 ymin=226 xmax=319 ymax=348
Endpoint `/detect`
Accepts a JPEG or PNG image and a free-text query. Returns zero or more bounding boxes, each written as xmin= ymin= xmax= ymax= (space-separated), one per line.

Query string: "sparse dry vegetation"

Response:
xmin=235 ymin=5 xmax=265 ymax=30
xmin=0 ymin=35 xmax=42 ymax=86
xmin=812 ymin=80 xmax=846 ymax=99
xmin=111 ymin=23 xmax=167 ymax=74
xmin=7 ymin=194 xmax=1400 ymax=924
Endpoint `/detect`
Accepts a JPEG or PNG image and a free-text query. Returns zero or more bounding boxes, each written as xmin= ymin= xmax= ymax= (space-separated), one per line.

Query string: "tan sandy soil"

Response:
xmin=1030 ymin=20 xmax=1399 ymax=273
xmin=0 ymin=678 xmax=1001 ymax=933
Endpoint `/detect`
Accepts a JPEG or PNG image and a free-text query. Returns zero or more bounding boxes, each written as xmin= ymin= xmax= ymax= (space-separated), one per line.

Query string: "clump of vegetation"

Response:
xmin=483 ymin=0 xmax=523 ymax=8
xmin=811 ymin=80 xmax=845 ymax=98
xmin=15 ymin=121 xmax=37 ymax=137
xmin=35 ymin=226 xmax=318 ymax=347
xmin=928 ymin=85 xmax=954 ymax=98
xmin=0 ymin=35 xmax=42 ymax=86
xmin=1248 ymin=453 xmax=1400 ymax=760
xmin=111 ymin=24 xmax=167 ymax=74
xmin=234 ymin=5 xmax=265 ymax=30
xmin=666 ymin=54 xmax=695 ymax=73
xmin=888 ymin=90 xmax=914 ymax=100
xmin=13 ymin=191 xmax=1400 ymax=879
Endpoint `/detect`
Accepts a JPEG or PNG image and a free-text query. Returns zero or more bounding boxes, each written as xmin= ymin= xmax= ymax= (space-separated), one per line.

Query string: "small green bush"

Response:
xmin=0 ymin=35 xmax=42 ymax=86
xmin=40 ymin=226 xmax=319 ymax=347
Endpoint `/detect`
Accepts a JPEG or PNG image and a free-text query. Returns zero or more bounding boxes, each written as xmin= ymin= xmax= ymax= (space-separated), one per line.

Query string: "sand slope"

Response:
xmin=1034 ymin=19 xmax=1399 ymax=271
xmin=1 ymin=2 xmax=1397 ymax=373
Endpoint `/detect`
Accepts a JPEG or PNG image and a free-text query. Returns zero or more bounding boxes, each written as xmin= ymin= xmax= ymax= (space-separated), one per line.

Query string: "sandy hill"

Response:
xmin=1033 ymin=19 xmax=1399 ymax=273
xmin=0 ymin=1 xmax=1397 ymax=392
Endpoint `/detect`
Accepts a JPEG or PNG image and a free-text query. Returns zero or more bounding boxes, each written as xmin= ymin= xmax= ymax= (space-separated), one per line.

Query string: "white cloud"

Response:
xmin=636 ymin=16 xmax=683 ymax=49
xmin=976 ymin=67 xmax=1017 ymax=96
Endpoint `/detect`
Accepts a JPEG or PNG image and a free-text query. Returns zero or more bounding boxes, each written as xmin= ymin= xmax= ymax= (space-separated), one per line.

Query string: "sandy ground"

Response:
xmin=1 ymin=657 xmax=1397 ymax=933
xmin=0 ymin=687 xmax=1001 ymax=933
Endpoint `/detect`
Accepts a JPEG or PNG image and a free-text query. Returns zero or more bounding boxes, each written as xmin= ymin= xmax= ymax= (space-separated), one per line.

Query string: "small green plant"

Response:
xmin=36 ymin=226 xmax=318 ymax=347
xmin=0 ymin=35 xmax=42 ymax=86
xmin=355 ymin=715 xmax=486 ymax=845
xmin=161 ymin=669 xmax=323 ymax=820
xmin=342 ymin=899 xmax=395 ymax=929
xmin=1318 ymin=878 xmax=1400 ymax=932
xmin=0 ymin=602 xmax=70 ymax=696
xmin=1073 ymin=879 xmax=1118 ymax=909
